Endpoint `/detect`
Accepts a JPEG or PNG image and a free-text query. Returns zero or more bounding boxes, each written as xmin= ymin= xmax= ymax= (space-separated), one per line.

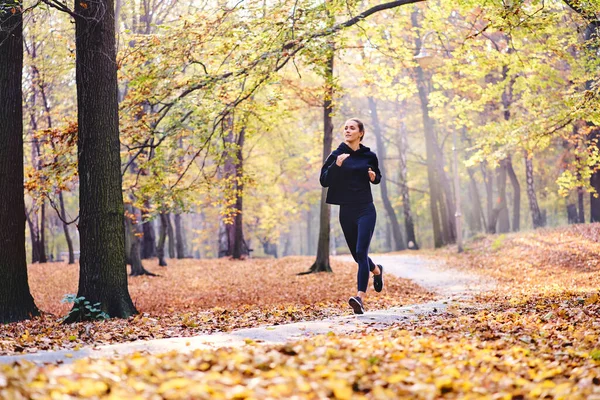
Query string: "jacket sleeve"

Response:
xmin=370 ymin=154 xmax=382 ymax=185
xmin=320 ymin=153 xmax=340 ymax=187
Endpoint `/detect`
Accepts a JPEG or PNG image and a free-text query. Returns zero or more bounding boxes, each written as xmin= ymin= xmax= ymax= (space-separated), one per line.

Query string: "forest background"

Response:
xmin=6 ymin=0 xmax=600 ymax=287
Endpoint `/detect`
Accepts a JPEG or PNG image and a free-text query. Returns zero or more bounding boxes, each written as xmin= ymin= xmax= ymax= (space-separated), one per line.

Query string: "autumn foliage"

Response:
xmin=0 ymin=257 xmax=432 ymax=356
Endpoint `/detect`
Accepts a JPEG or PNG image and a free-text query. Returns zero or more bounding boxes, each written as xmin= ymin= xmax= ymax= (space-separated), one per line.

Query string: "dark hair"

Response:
xmin=350 ymin=118 xmax=365 ymax=141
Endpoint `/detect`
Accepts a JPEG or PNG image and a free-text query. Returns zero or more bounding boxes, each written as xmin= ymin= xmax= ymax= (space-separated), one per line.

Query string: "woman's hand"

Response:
xmin=368 ymin=168 xmax=376 ymax=182
xmin=336 ymin=153 xmax=350 ymax=167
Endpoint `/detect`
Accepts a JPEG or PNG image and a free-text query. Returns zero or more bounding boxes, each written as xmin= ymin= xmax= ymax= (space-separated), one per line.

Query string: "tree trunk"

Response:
xmin=481 ymin=162 xmax=494 ymax=233
xmin=412 ymin=12 xmax=444 ymax=247
xmin=306 ymin=207 xmax=313 ymax=255
xmin=141 ymin=202 xmax=156 ymax=259
xmin=491 ymin=162 xmax=510 ymax=233
xmin=232 ymin=127 xmax=249 ymax=259
xmin=466 ymin=168 xmax=485 ymax=233
xmin=39 ymin=200 xmax=47 ymax=263
xmin=397 ymin=103 xmax=419 ymax=249
xmin=302 ymin=42 xmax=334 ymax=274
xmin=0 ymin=5 xmax=39 ymax=322
xmin=68 ymin=0 xmax=137 ymax=321
xmin=126 ymin=204 xmax=156 ymax=276
xmin=166 ymin=212 xmax=175 ymax=258
xmin=437 ymin=187 xmax=452 ymax=244
xmin=505 ymin=157 xmax=521 ymax=232
xmin=59 ymin=191 xmax=75 ymax=264
xmin=368 ymin=96 xmax=405 ymax=251
xmin=432 ymin=135 xmax=456 ymax=243
xmin=525 ymin=153 xmax=545 ymax=228
xmin=157 ymin=212 xmax=168 ymax=266
xmin=174 ymin=213 xmax=185 ymax=259
xmin=416 ymin=65 xmax=444 ymax=248
xmin=27 ymin=210 xmax=40 ymax=263
xmin=578 ymin=186 xmax=585 ymax=223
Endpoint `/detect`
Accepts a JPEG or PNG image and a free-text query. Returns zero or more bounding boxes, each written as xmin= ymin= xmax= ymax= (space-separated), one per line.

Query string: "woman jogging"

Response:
xmin=319 ymin=118 xmax=383 ymax=314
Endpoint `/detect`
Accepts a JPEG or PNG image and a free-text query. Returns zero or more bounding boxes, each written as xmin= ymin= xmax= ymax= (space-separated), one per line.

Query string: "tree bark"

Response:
xmin=525 ymin=153 xmax=545 ymax=228
xmin=157 ymin=212 xmax=168 ymax=266
xmin=303 ymin=40 xmax=334 ymax=274
xmin=0 ymin=5 xmax=39 ymax=322
xmin=174 ymin=213 xmax=185 ymax=259
xmin=505 ymin=157 xmax=521 ymax=232
xmin=368 ymin=96 xmax=405 ymax=251
xmin=68 ymin=0 xmax=137 ymax=321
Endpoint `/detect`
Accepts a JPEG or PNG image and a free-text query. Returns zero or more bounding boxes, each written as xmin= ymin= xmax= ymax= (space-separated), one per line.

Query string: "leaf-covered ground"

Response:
xmin=4 ymin=225 xmax=600 ymax=399
xmin=0 ymin=256 xmax=433 ymax=355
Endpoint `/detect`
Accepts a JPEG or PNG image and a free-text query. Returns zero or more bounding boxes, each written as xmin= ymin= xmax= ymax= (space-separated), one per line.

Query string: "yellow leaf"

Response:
xmin=330 ymin=380 xmax=352 ymax=400
xmin=78 ymin=380 xmax=109 ymax=397
xmin=387 ymin=372 xmax=408 ymax=384
xmin=158 ymin=378 xmax=193 ymax=394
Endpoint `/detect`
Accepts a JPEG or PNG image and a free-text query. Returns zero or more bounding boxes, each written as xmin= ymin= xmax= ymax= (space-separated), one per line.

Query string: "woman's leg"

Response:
xmin=339 ymin=205 xmax=359 ymax=263
xmin=340 ymin=206 xmax=376 ymax=273
xmin=355 ymin=204 xmax=377 ymax=294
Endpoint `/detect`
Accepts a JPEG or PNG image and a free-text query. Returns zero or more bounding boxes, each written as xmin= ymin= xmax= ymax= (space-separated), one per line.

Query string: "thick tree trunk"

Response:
xmin=59 ymin=191 xmax=75 ymax=264
xmin=0 ymin=6 xmax=39 ymax=322
xmin=525 ymin=153 xmax=545 ymax=228
xmin=157 ymin=212 xmax=168 ymax=266
xmin=368 ymin=96 xmax=405 ymax=251
xmin=174 ymin=213 xmax=185 ymax=259
xmin=505 ymin=157 xmax=521 ymax=232
xmin=68 ymin=0 xmax=137 ymax=321
xmin=303 ymin=43 xmax=334 ymax=274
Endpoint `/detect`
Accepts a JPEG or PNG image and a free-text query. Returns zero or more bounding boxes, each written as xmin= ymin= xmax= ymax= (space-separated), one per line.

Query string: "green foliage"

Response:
xmin=60 ymin=294 xmax=109 ymax=322
xmin=491 ymin=234 xmax=506 ymax=252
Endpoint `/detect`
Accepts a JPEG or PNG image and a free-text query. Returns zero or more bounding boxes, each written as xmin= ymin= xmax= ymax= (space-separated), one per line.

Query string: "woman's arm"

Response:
xmin=370 ymin=154 xmax=382 ymax=185
xmin=320 ymin=153 xmax=340 ymax=187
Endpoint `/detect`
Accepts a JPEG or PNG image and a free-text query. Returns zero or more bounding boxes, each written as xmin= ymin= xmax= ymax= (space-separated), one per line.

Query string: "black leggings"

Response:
xmin=339 ymin=202 xmax=377 ymax=292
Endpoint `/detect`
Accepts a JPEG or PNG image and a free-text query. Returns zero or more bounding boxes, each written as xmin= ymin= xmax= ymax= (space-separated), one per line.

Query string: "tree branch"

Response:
xmin=562 ymin=0 xmax=598 ymax=21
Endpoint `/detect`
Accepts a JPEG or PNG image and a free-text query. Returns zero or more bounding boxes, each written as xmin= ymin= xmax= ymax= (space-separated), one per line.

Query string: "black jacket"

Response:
xmin=319 ymin=142 xmax=381 ymax=205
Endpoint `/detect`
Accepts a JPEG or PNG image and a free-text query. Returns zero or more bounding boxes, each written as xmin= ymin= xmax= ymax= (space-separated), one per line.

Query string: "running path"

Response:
xmin=0 ymin=254 xmax=493 ymax=365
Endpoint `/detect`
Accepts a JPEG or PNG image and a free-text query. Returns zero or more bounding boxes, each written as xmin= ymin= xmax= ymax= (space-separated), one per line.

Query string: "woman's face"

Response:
xmin=344 ymin=120 xmax=362 ymax=142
